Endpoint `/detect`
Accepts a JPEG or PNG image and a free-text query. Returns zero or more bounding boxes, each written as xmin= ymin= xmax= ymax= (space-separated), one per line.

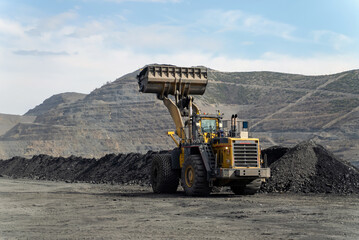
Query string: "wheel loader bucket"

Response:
xmin=137 ymin=65 xmax=208 ymax=98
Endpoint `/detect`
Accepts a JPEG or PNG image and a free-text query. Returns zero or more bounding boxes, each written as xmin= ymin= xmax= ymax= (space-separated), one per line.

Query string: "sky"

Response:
xmin=1 ymin=0 xmax=359 ymax=115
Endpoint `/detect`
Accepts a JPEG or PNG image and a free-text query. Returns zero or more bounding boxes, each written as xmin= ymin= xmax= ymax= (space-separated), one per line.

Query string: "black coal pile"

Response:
xmin=0 ymin=151 xmax=165 ymax=185
xmin=0 ymin=141 xmax=358 ymax=194
xmin=262 ymin=146 xmax=289 ymax=166
xmin=261 ymin=141 xmax=359 ymax=194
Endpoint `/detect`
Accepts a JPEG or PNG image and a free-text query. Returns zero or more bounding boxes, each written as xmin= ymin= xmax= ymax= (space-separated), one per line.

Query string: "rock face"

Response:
xmin=25 ymin=92 xmax=86 ymax=116
xmin=0 ymin=67 xmax=358 ymax=162
xmin=0 ymin=71 xmax=174 ymax=158
xmin=0 ymin=114 xmax=35 ymax=136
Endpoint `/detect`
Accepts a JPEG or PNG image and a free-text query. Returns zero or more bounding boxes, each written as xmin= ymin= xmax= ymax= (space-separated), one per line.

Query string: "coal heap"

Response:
xmin=262 ymin=146 xmax=289 ymax=166
xmin=261 ymin=141 xmax=359 ymax=194
xmin=0 ymin=141 xmax=358 ymax=194
xmin=0 ymin=152 xmax=159 ymax=185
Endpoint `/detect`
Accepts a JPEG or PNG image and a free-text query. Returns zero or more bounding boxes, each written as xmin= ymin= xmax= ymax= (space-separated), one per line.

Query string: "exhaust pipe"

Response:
xmin=234 ymin=114 xmax=238 ymax=137
xmin=231 ymin=114 xmax=239 ymax=137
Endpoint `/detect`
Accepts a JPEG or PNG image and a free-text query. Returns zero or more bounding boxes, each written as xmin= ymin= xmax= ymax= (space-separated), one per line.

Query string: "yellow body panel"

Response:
xmin=167 ymin=118 xmax=262 ymax=170
xmin=212 ymin=138 xmax=261 ymax=169
xmin=177 ymin=137 xmax=261 ymax=169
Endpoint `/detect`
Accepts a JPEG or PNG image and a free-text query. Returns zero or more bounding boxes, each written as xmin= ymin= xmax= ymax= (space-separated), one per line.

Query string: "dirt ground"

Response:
xmin=0 ymin=177 xmax=358 ymax=240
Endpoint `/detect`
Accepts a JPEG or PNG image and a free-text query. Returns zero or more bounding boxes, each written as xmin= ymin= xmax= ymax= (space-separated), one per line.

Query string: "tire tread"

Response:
xmin=151 ymin=154 xmax=179 ymax=194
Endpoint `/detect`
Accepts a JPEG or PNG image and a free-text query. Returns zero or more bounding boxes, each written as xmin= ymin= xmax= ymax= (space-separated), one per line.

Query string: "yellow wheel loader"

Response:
xmin=137 ymin=65 xmax=270 ymax=196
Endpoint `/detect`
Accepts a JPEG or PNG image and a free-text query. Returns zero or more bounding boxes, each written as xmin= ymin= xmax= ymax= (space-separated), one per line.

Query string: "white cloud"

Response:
xmin=2 ymin=44 xmax=359 ymax=115
xmin=242 ymin=15 xmax=296 ymax=40
xmin=111 ymin=24 xmax=188 ymax=50
xmin=13 ymin=50 xmax=69 ymax=56
xmin=199 ymin=9 xmax=297 ymax=40
xmin=68 ymin=20 xmax=109 ymax=38
xmin=150 ymin=51 xmax=359 ymax=75
xmin=67 ymin=20 xmax=220 ymax=53
xmin=0 ymin=18 xmax=26 ymax=36
xmin=210 ymin=10 xmax=243 ymax=32
xmin=312 ymin=30 xmax=353 ymax=50
xmin=26 ymin=10 xmax=77 ymax=36
xmin=1 ymin=9 xmax=359 ymax=115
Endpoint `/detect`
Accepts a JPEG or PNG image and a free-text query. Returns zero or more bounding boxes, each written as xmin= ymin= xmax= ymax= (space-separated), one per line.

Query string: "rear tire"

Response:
xmin=181 ymin=154 xmax=212 ymax=196
xmin=151 ymin=154 xmax=179 ymax=193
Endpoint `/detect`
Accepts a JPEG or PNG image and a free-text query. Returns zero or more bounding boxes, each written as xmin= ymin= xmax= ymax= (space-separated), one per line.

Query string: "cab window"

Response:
xmin=201 ymin=119 xmax=217 ymax=133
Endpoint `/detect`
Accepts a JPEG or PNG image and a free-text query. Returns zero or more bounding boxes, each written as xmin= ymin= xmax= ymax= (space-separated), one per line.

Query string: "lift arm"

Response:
xmin=163 ymin=97 xmax=186 ymax=140
xmin=137 ymin=65 xmax=208 ymax=142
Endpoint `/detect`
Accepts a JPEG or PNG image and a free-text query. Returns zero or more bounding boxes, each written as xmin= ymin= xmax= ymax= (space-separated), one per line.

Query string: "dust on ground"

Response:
xmin=0 ymin=177 xmax=358 ymax=240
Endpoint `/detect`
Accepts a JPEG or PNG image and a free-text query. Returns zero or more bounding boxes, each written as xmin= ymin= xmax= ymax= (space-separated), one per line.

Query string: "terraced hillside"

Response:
xmin=0 ymin=114 xmax=36 ymax=136
xmin=0 ymin=67 xmax=358 ymax=163
xmin=0 ymin=71 xmax=173 ymax=158
xmin=202 ymin=70 xmax=359 ymax=162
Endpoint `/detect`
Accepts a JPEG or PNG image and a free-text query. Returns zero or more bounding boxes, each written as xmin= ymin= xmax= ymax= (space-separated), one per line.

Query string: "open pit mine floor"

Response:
xmin=0 ymin=177 xmax=358 ymax=240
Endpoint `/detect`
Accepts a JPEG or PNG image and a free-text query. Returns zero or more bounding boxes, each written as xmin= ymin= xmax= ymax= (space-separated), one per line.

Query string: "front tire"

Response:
xmin=181 ymin=155 xmax=212 ymax=196
xmin=151 ymin=154 xmax=179 ymax=193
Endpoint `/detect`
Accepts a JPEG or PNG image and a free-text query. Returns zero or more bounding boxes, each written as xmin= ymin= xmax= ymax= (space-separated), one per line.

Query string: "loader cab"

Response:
xmin=201 ymin=118 xmax=217 ymax=133
xmin=196 ymin=115 xmax=222 ymax=143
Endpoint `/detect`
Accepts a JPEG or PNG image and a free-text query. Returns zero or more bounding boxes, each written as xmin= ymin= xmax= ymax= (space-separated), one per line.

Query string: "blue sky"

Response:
xmin=1 ymin=0 xmax=359 ymax=114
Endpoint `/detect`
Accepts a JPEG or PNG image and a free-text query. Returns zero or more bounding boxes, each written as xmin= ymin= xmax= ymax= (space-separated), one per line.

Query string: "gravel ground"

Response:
xmin=1 ymin=140 xmax=359 ymax=239
xmin=0 ymin=177 xmax=358 ymax=240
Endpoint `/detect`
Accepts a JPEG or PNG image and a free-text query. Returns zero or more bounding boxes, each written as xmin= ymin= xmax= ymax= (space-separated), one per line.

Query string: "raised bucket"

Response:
xmin=137 ymin=65 xmax=208 ymax=97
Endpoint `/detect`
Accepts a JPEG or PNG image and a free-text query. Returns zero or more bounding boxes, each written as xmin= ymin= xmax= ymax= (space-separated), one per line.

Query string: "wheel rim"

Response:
xmin=185 ymin=165 xmax=194 ymax=187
